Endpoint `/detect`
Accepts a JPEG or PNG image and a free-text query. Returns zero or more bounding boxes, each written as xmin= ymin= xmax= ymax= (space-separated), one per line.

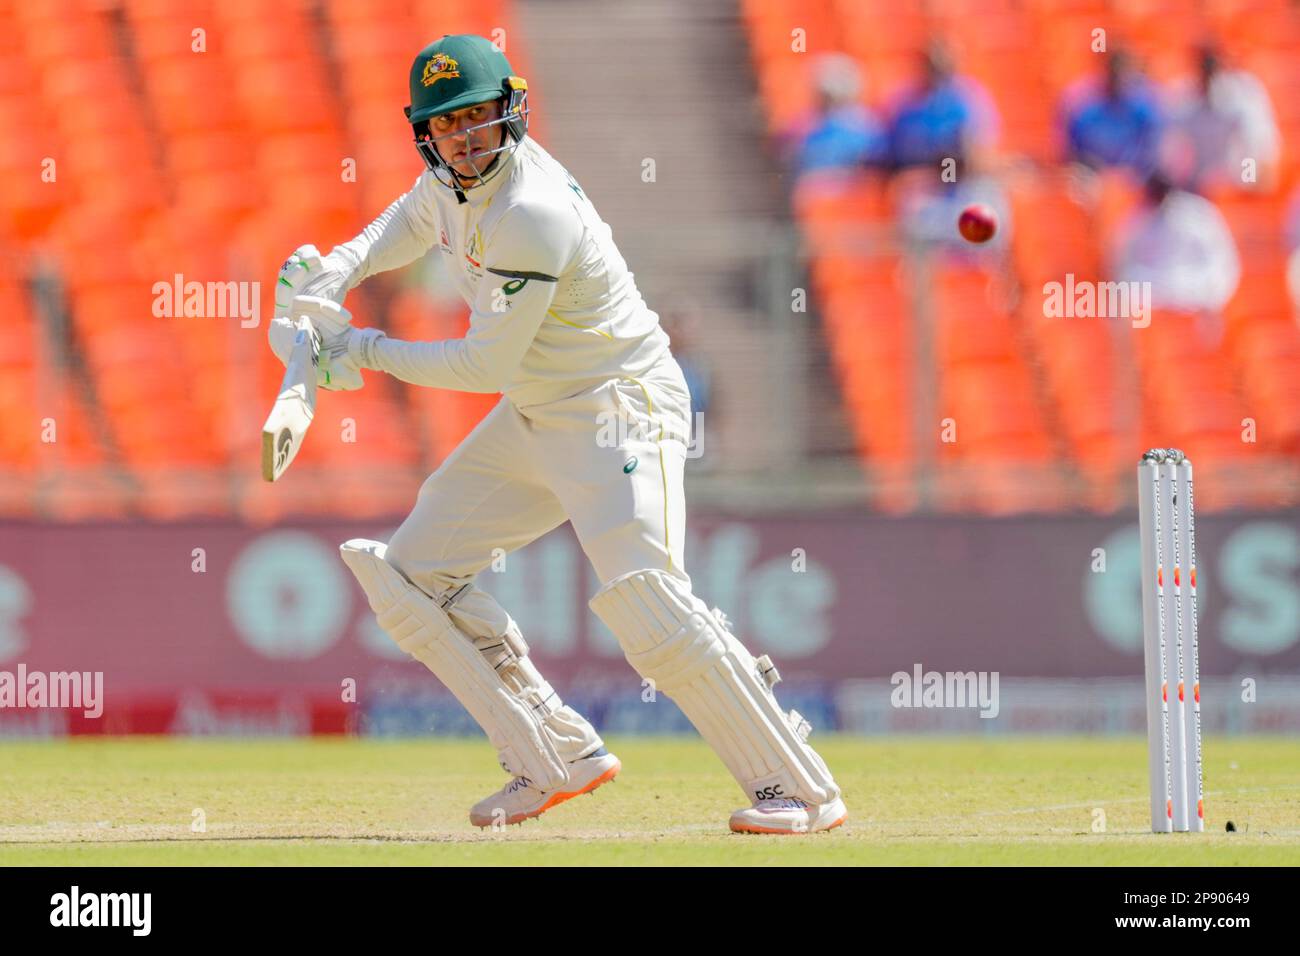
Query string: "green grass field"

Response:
xmin=1 ymin=736 xmax=1297 ymax=865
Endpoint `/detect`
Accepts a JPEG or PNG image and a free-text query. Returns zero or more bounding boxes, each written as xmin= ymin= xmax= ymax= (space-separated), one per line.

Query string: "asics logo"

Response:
xmin=274 ymin=429 xmax=293 ymax=471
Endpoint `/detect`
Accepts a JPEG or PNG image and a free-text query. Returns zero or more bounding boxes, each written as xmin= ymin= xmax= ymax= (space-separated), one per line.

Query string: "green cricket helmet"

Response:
xmin=403 ymin=34 xmax=530 ymax=197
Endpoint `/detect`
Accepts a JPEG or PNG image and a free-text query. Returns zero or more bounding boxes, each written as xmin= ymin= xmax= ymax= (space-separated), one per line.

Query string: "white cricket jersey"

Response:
xmin=334 ymin=135 xmax=670 ymax=409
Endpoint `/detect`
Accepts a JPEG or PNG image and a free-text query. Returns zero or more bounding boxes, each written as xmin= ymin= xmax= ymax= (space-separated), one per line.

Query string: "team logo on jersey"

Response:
xmin=439 ymin=227 xmax=451 ymax=254
xmin=464 ymin=227 xmax=484 ymax=277
xmin=421 ymin=54 xmax=460 ymax=87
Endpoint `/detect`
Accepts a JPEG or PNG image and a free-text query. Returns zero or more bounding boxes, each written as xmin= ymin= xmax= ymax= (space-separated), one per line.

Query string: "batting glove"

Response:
xmin=274 ymin=243 xmax=358 ymax=316
xmin=289 ymin=295 xmax=386 ymax=391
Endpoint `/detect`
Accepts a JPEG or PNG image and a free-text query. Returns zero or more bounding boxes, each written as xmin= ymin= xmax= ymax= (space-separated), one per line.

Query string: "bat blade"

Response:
xmin=261 ymin=321 xmax=320 ymax=482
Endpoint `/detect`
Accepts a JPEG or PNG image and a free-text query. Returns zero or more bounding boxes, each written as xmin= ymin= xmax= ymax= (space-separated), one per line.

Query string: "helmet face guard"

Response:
xmin=406 ymin=79 xmax=530 ymax=193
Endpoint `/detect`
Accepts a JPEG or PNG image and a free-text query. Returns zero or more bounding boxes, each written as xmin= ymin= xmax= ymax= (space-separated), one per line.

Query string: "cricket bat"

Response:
xmin=261 ymin=319 xmax=320 ymax=482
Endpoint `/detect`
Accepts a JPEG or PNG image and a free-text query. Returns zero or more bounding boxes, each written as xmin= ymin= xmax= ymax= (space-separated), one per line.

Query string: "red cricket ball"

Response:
xmin=958 ymin=203 xmax=998 ymax=243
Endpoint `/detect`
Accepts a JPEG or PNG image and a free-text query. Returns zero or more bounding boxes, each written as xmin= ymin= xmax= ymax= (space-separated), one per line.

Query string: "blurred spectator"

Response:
xmin=657 ymin=299 xmax=713 ymax=465
xmin=1111 ymin=172 xmax=1240 ymax=339
xmin=886 ymin=43 xmax=999 ymax=170
xmin=1161 ymin=43 xmax=1280 ymax=192
xmin=1064 ymin=50 xmax=1162 ymax=174
xmin=783 ymin=53 xmax=888 ymax=177
xmin=659 ymin=302 xmax=711 ymax=418
xmin=1286 ymin=186 xmax=1300 ymax=254
xmin=1283 ymin=186 xmax=1300 ymax=311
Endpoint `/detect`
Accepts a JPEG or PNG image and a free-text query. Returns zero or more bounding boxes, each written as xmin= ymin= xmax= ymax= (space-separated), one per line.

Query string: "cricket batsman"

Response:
xmin=268 ymin=34 xmax=845 ymax=833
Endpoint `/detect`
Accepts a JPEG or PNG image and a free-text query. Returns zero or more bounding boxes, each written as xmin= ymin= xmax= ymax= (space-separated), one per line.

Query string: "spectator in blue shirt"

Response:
xmin=886 ymin=43 xmax=1000 ymax=170
xmin=1064 ymin=50 xmax=1162 ymax=173
xmin=656 ymin=299 xmax=713 ymax=468
xmin=786 ymin=53 xmax=888 ymax=177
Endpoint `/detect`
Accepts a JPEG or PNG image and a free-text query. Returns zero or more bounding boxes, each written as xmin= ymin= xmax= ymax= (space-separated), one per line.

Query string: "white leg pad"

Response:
xmin=340 ymin=539 xmax=569 ymax=790
xmin=436 ymin=585 xmax=605 ymax=766
xmin=590 ymin=568 xmax=839 ymax=805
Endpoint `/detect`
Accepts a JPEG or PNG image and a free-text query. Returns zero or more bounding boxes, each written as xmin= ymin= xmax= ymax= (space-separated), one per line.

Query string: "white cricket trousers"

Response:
xmin=384 ymin=351 xmax=693 ymax=760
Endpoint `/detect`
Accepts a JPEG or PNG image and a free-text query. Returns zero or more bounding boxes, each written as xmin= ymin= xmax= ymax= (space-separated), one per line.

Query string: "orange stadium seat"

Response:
xmin=0 ymin=302 xmax=40 ymax=471
xmin=1008 ymin=178 xmax=1099 ymax=284
xmin=795 ymin=172 xmax=891 ymax=228
xmin=137 ymin=57 xmax=244 ymax=133
xmin=815 ymin=252 xmax=916 ymax=514
xmin=1230 ymin=321 xmax=1300 ymax=453
xmin=1132 ymin=310 xmax=1251 ymax=461
xmin=1029 ymin=311 xmax=1132 ymax=451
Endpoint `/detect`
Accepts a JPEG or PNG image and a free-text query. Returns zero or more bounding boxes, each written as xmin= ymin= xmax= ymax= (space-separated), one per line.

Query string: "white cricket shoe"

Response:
xmin=729 ymin=795 xmax=848 ymax=834
xmin=470 ymin=747 xmax=621 ymax=828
